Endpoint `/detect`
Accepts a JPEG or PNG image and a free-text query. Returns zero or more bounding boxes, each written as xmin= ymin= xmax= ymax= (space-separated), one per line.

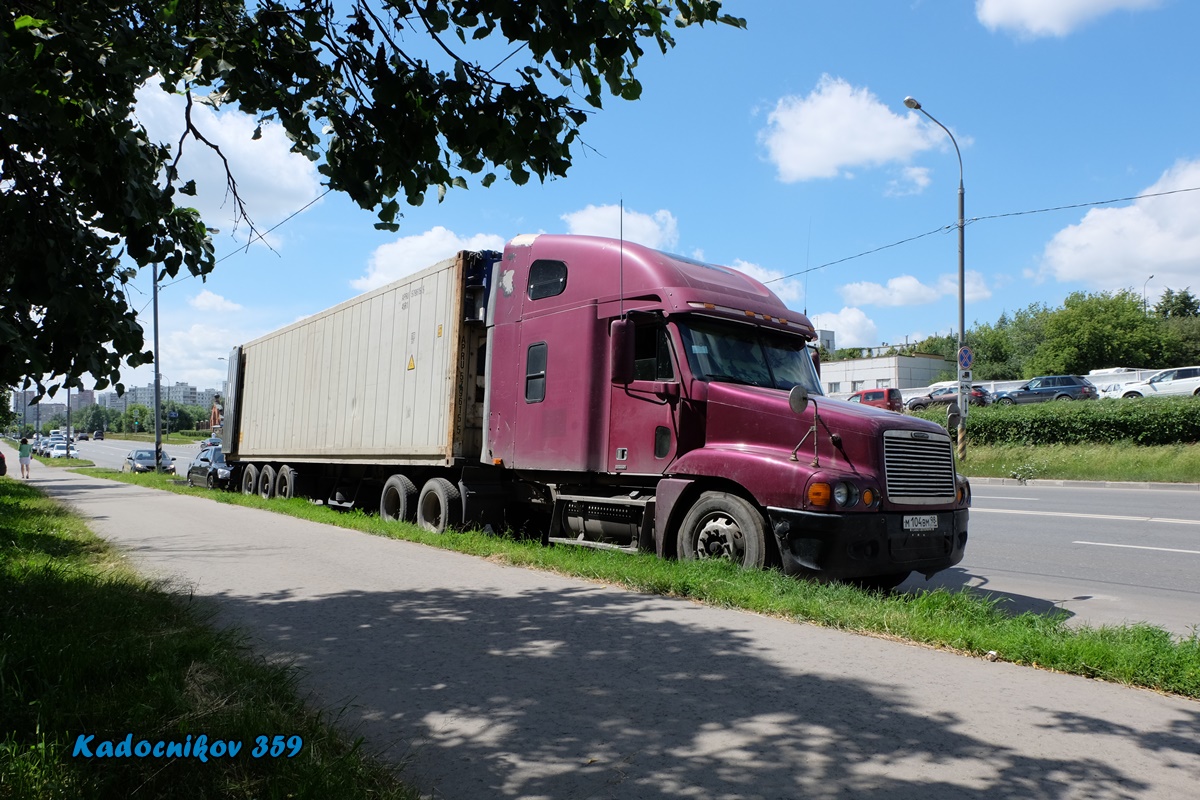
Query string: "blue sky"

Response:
xmin=119 ymin=0 xmax=1200 ymax=393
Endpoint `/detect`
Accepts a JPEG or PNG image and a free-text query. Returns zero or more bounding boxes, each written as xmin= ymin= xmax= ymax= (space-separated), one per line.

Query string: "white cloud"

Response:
xmin=1039 ymin=158 xmax=1200 ymax=290
xmin=730 ymin=259 xmax=805 ymax=307
xmin=840 ymin=272 xmax=991 ymax=307
xmin=886 ymin=166 xmax=932 ymax=196
xmin=760 ymin=75 xmax=936 ymax=182
xmin=976 ymin=0 xmax=1161 ymax=38
xmin=808 ymin=307 xmax=879 ymax=348
xmin=560 ymin=204 xmax=679 ymax=250
xmin=353 ymin=226 xmax=507 ymax=291
xmin=135 ymin=85 xmax=325 ymax=246
xmin=188 ymin=290 xmax=243 ymax=312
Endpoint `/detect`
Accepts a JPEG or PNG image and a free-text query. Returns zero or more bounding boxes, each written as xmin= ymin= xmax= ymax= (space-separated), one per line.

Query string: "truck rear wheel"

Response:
xmin=417 ymin=477 xmax=461 ymax=533
xmin=240 ymin=464 xmax=259 ymax=495
xmin=677 ymin=492 xmax=767 ymax=569
xmin=381 ymin=474 xmax=417 ymax=523
xmin=275 ymin=465 xmax=298 ymax=499
xmin=258 ymin=464 xmax=277 ymax=499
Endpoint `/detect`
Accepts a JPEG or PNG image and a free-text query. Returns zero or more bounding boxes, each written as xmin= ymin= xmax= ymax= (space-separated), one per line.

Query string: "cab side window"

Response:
xmin=528 ymin=260 xmax=568 ymax=300
xmin=633 ymin=325 xmax=675 ymax=381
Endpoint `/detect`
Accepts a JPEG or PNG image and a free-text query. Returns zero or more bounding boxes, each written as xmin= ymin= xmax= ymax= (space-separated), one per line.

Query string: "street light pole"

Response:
xmin=1143 ymin=274 xmax=1154 ymax=315
xmin=152 ymin=263 xmax=164 ymax=470
xmin=905 ymin=95 xmax=967 ymax=461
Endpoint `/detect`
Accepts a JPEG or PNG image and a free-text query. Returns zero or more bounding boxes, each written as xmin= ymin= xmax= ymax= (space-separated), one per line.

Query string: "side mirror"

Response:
xmin=789 ymin=385 xmax=810 ymax=415
xmin=610 ymin=318 xmax=635 ymax=385
xmin=946 ymin=402 xmax=961 ymax=430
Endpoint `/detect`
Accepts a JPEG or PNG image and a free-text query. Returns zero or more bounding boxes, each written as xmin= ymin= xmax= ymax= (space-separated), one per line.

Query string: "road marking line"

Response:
xmin=974 ymin=495 xmax=1040 ymax=500
xmin=973 ymin=508 xmax=1200 ymax=526
xmin=1074 ymin=541 xmax=1200 ymax=555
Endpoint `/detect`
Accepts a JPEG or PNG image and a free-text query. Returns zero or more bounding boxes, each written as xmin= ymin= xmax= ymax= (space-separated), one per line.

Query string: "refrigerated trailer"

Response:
xmin=224 ymin=234 xmax=969 ymax=587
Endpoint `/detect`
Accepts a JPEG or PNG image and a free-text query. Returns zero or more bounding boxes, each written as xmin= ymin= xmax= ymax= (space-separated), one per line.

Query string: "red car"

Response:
xmin=846 ymin=388 xmax=904 ymax=412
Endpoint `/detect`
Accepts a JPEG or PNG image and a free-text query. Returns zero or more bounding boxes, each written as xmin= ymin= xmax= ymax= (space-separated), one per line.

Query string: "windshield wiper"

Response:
xmin=703 ymin=373 xmax=757 ymax=386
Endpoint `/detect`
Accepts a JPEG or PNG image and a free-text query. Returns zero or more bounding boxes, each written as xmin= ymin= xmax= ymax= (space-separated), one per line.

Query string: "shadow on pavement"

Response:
xmin=201 ymin=584 xmax=1162 ymax=800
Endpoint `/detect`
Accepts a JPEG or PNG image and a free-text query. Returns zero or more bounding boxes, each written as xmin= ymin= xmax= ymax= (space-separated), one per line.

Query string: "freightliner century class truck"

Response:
xmin=223 ymin=234 xmax=969 ymax=588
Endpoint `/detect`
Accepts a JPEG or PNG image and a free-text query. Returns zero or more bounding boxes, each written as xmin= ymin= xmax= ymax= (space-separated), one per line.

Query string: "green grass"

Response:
xmin=72 ymin=468 xmax=1200 ymax=699
xmin=0 ymin=477 xmax=420 ymax=800
xmin=960 ymin=442 xmax=1200 ymax=483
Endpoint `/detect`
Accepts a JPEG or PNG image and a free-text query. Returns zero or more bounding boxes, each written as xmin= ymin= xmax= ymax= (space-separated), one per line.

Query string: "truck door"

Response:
xmin=607 ymin=322 xmax=681 ymax=475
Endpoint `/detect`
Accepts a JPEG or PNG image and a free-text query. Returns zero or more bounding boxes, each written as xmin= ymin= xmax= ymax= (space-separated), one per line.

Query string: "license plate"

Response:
xmin=903 ymin=514 xmax=939 ymax=532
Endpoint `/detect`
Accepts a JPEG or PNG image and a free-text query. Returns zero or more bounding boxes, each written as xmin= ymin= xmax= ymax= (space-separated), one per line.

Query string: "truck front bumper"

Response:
xmin=766 ymin=507 xmax=968 ymax=581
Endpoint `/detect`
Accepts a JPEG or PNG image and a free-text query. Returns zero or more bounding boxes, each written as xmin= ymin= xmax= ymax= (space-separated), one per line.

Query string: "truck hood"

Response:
xmin=698 ymin=381 xmax=947 ymax=473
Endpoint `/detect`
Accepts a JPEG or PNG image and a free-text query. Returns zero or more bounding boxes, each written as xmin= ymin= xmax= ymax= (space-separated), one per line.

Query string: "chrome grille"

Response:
xmin=883 ymin=429 xmax=956 ymax=505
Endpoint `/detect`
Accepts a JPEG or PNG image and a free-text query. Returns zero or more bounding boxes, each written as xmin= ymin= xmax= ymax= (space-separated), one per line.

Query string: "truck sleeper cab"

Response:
xmin=224 ymin=234 xmax=968 ymax=587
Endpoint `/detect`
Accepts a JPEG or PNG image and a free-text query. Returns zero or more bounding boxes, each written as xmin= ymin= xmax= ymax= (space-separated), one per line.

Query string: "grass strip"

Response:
xmin=0 ymin=477 xmax=419 ymax=800
xmin=958 ymin=442 xmax=1200 ymax=483
xmin=76 ymin=468 xmax=1200 ymax=699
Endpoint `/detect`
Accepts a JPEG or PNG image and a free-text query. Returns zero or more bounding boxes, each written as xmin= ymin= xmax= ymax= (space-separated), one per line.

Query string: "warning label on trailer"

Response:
xmin=407 ymin=356 xmax=415 ymax=370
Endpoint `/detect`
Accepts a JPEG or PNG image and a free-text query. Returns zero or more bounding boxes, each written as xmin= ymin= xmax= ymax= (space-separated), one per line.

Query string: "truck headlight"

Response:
xmin=833 ymin=481 xmax=859 ymax=508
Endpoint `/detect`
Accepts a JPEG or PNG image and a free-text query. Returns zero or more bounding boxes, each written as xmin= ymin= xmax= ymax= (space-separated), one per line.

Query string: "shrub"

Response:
xmin=910 ymin=396 xmax=1200 ymax=446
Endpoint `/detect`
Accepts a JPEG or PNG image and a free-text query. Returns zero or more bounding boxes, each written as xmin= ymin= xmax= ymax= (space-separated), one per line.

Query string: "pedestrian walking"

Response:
xmin=18 ymin=437 xmax=33 ymax=479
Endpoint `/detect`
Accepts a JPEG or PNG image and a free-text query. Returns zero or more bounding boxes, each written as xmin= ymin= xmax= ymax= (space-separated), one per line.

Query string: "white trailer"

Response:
xmin=223 ymin=250 xmax=496 ymax=503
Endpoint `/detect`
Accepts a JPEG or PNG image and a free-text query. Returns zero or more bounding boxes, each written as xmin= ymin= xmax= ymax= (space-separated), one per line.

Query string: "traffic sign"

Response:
xmin=957 ymin=346 xmax=974 ymax=370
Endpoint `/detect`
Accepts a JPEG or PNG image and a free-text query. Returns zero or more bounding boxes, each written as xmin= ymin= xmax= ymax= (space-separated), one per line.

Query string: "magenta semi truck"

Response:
xmin=223 ymin=234 xmax=968 ymax=587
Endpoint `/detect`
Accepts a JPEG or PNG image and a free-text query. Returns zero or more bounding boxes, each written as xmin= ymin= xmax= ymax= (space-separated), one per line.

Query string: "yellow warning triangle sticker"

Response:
xmin=407 ymin=355 xmax=415 ymax=370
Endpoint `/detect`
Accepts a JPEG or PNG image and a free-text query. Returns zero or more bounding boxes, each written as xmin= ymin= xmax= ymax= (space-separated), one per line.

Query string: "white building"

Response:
xmin=819 ymin=353 xmax=951 ymax=397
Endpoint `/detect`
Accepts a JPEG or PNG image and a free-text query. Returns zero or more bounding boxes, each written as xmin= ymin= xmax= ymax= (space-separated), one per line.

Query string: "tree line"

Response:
xmin=823 ymin=287 xmax=1200 ymax=381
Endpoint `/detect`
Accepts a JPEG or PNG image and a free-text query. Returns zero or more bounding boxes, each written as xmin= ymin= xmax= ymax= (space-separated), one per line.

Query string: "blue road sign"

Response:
xmin=958 ymin=346 xmax=974 ymax=371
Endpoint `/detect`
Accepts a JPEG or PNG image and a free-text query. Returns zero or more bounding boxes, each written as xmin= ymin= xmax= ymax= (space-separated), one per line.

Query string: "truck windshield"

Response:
xmin=676 ymin=317 xmax=823 ymax=394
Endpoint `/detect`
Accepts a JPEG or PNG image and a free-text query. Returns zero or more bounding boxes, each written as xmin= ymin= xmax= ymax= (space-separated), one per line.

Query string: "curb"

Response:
xmin=967 ymin=476 xmax=1200 ymax=491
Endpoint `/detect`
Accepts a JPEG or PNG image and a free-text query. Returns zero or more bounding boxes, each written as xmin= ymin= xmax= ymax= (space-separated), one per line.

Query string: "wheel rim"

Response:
xmin=419 ymin=492 xmax=443 ymax=530
xmin=207 ymin=473 xmax=215 ymax=489
xmin=693 ymin=513 xmax=744 ymax=560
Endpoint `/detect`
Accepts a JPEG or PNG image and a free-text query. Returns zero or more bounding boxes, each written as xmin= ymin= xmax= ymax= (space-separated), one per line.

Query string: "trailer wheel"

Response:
xmin=258 ymin=464 xmax=277 ymax=499
xmin=417 ymin=477 xmax=462 ymax=533
xmin=275 ymin=466 xmax=299 ymax=499
xmin=381 ymin=474 xmax=417 ymax=523
xmin=677 ymin=492 xmax=767 ymax=569
xmin=241 ymin=464 xmax=259 ymax=496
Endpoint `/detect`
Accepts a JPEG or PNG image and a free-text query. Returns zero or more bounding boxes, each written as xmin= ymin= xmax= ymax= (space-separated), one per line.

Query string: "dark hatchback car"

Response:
xmin=846 ymin=387 xmax=904 ymax=412
xmin=121 ymin=448 xmax=176 ymax=474
xmin=906 ymin=385 xmax=992 ymax=411
xmin=186 ymin=446 xmax=231 ymax=490
xmin=994 ymin=375 xmax=1098 ymax=404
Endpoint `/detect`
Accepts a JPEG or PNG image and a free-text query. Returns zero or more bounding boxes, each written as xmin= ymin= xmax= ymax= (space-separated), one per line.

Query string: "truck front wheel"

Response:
xmin=677 ymin=492 xmax=767 ymax=569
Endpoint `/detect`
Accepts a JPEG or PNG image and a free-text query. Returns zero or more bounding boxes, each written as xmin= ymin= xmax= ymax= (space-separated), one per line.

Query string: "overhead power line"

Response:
xmin=764 ymin=184 xmax=1200 ymax=285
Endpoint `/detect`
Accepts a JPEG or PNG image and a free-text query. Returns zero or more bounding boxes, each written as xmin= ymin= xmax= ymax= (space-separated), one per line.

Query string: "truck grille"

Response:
xmin=882 ymin=430 xmax=956 ymax=505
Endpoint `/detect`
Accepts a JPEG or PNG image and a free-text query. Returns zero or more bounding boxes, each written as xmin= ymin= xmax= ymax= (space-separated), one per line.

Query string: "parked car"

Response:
xmin=37 ymin=437 xmax=65 ymax=456
xmin=1117 ymin=366 xmax=1200 ymax=398
xmin=49 ymin=443 xmax=80 ymax=459
xmin=93 ymin=430 xmax=105 ymax=440
xmin=121 ymin=449 xmax=176 ymax=474
xmin=186 ymin=446 xmax=231 ymax=490
xmin=846 ymin=388 xmax=904 ymax=412
xmin=993 ymin=375 xmax=1098 ymax=404
xmin=906 ymin=385 xmax=992 ymax=411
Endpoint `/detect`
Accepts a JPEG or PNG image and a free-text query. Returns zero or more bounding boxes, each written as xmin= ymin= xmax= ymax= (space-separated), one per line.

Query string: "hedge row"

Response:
xmin=910 ymin=396 xmax=1200 ymax=446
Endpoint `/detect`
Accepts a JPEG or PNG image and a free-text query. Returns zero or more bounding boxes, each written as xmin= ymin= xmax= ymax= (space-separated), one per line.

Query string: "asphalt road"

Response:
xmin=5 ymin=453 xmax=1199 ymax=800
xmin=900 ymin=482 xmax=1200 ymax=637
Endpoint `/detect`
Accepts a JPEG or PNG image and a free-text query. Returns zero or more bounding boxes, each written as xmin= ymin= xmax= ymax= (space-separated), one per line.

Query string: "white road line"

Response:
xmin=972 ymin=507 xmax=1200 ymax=526
xmin=974 ymin=496 xmax=1040 ymax=500
xmin=1074 ymin=541 xmax=1200 ymax=555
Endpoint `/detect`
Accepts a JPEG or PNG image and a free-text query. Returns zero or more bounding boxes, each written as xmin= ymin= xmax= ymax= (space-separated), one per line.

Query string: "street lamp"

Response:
xmin=905 ymin=95 xmax=967 ymax=460
xmin=1143 ymin=274 xmax=1154 ymax=315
